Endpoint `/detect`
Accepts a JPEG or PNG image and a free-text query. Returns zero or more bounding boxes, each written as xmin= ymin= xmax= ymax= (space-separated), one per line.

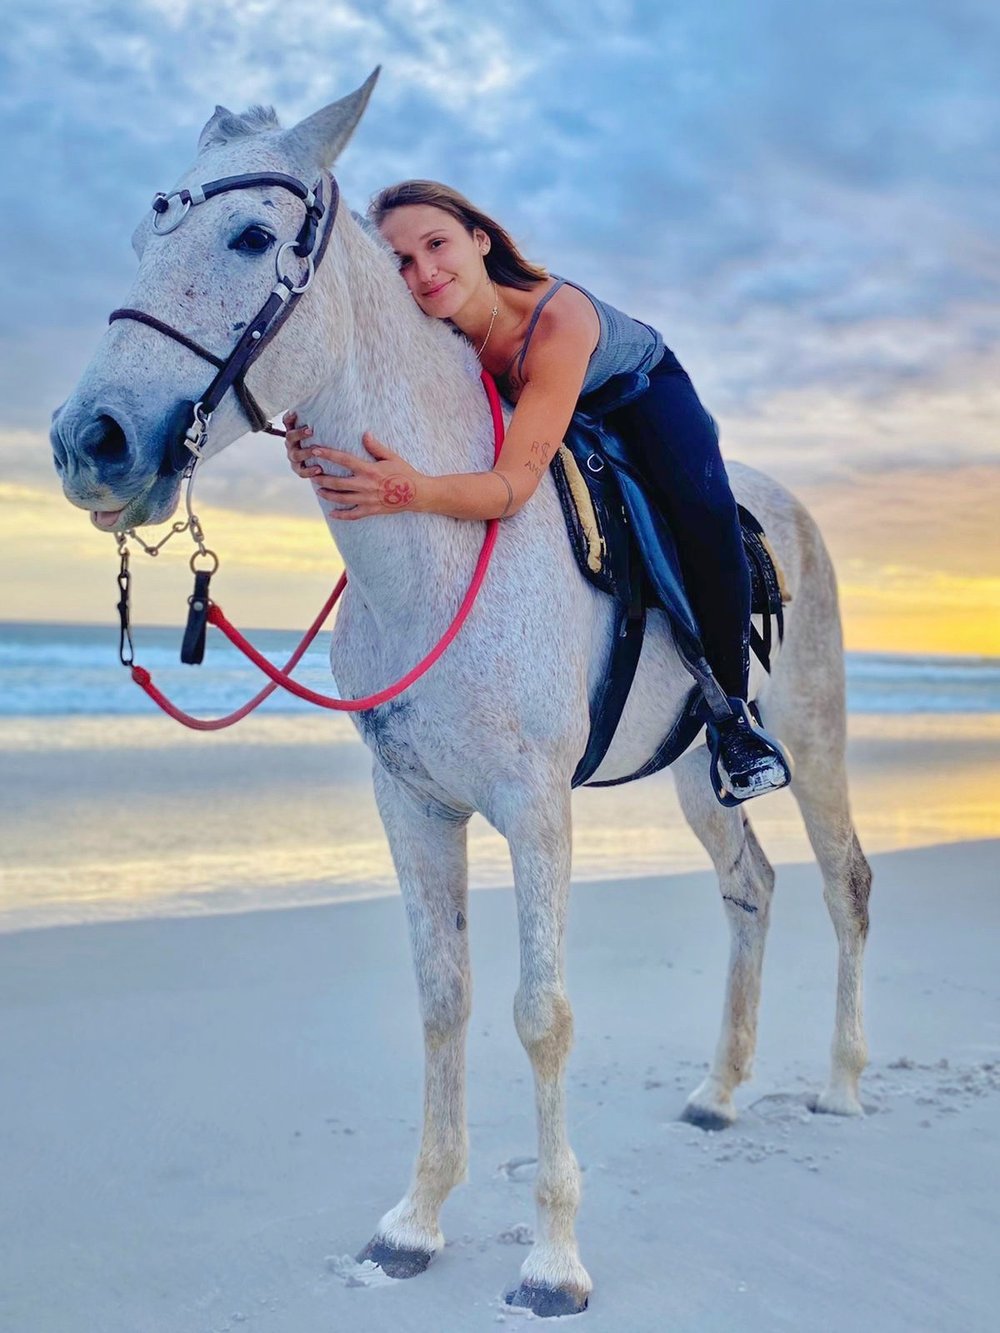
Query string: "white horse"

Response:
xmin=51 ymin=72 xmax=871 ymax=1317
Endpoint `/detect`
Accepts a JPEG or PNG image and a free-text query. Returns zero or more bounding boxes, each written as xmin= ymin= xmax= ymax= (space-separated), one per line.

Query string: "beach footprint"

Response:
xmin=496 ymin=1155 xmax=538 ymax=1183
xmin=324 ymin=1253 xmax=397 ymax=1288
xmin=875 ymin=1056 xmax=1000 ymax=1119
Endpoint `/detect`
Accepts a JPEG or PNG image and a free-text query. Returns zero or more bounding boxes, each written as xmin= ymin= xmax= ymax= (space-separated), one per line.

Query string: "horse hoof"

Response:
xmin=505 ymin=1281 xmax=589 ymax=1317
xmin=357 ymin=1236 xmax=433 ymax=1279
xmin=680 ymin=1101 xmax=735 ymax=1132
xmin=809 ymin=1089 xmax=865 ymax=1118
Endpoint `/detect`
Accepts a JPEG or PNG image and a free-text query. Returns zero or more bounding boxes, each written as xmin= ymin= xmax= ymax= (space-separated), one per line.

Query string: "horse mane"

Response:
xmin=199 ymin=104 xmax=281 ymax=152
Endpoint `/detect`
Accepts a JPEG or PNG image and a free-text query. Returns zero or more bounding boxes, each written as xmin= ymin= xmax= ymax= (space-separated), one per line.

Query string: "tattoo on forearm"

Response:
xmin=524 ymin=439 xmax=553 ymax=480
xmin=379 ymin=476 xmax=416 ymax=507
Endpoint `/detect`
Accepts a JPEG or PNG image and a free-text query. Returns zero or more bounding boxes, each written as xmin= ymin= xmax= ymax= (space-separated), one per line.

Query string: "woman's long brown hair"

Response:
xmin=368 ymin=180 xmax=548 ymax=290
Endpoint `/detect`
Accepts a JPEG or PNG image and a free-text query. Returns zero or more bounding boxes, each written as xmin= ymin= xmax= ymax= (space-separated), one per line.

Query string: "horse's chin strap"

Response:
xmin=108 ymin=170 xmax=340 ymax=451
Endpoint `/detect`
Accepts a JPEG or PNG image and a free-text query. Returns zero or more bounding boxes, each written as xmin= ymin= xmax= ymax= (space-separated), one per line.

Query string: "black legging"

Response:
xmin=607 ymin=349 xmax=751 ymax=700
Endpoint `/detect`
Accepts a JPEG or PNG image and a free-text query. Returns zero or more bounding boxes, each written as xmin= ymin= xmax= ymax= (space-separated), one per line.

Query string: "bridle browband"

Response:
xmin=108 ymin=169 xmax=340 ymax=450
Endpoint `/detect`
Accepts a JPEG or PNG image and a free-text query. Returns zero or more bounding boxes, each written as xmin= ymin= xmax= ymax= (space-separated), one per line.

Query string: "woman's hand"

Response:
xmin=282 ymin=411 xmax=429 ymax=519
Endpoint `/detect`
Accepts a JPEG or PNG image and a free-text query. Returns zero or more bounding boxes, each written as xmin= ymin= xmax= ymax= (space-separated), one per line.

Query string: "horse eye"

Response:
xmin=231 ymin=225 xmax=275 ymax=254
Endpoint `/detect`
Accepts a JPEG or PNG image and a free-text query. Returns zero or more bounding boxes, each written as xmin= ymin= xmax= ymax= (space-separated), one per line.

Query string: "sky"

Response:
xmin=1 ymin=0 xmax=998 ymax=652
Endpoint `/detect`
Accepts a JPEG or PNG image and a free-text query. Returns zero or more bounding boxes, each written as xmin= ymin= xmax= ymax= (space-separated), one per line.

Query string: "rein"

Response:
xmin=119 ymin=369 xmax=506 ymax=729
xmin=106 ymin=164 xmax=507 ymax=727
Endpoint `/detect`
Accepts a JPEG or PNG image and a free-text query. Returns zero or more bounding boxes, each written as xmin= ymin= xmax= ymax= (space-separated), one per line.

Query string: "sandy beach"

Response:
xmin=2 ymin=651 xmax=999 ymax=1330
xmin=2 ymin=825 xmax=999 ymax=1330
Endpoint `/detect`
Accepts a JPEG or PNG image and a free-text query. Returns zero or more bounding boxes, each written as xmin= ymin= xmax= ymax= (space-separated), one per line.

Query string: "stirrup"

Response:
xmin=707 ymin=698 xmax=792 ymax=807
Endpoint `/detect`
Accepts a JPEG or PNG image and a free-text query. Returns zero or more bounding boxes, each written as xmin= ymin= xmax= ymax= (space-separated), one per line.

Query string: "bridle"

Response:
xmin=109 ymin=169 xmax=339 ymax=457
xmin=100 ymin=165 xmax=509 ymax=725
xmin=106 ymin=167 xmax=339 ymax=652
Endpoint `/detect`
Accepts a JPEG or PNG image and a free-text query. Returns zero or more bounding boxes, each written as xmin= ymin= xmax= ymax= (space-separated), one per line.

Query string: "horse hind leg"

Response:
xmin=760 ymin=548 xmax=871 ymax=1115
xmin=672 ymin=745 xmax=776 ymax=1129
xmin=812 ymin=822 xmax=871 ymax=1116
xmin=768 ymin=694 xmax=871 ymax=1115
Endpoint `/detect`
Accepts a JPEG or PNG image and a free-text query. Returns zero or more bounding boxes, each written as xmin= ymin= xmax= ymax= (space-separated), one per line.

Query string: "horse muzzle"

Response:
xmin=51 ymin=396 xmax=196 ymax=530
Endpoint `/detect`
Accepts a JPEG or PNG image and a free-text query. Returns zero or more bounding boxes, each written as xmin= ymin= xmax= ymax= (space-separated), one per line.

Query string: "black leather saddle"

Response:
xmin=551 ymin=369 xmax=788 ymax=788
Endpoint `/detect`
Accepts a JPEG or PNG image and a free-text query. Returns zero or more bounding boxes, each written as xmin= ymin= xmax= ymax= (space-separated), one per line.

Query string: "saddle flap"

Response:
xmin=557 ymin=402 xmax=788 ymax=628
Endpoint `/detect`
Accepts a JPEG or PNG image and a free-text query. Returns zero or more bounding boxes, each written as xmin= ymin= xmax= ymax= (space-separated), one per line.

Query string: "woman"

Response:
xmin=283 ymin=180 xmax=790 ymax=804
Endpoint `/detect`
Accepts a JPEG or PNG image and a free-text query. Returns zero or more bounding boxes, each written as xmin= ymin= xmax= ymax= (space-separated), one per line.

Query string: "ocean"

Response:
xmin=1 ymin=620 xmax=999 ymax=717
xmin=2 ymin=620 xmax=998 ymax=934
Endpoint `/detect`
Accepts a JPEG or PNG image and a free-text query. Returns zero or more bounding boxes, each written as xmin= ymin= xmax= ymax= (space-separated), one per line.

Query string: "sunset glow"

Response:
xmin=3 ymin=2 xmax=997 ymax=661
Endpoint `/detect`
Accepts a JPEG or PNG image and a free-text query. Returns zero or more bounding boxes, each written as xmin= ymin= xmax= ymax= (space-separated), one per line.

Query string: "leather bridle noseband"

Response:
xmin=108 ymin=169 xmax=340 ymax=456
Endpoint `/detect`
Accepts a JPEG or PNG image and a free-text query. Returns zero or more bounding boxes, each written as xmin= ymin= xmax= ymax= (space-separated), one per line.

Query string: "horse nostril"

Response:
xmin=88 ymin=414 xmax=129 ymax=466
xmin=51 ymin=406 xmax=136 ymax=482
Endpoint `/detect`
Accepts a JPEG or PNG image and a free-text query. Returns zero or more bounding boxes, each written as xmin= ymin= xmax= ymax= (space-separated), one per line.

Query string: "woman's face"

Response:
xmin=378 ymin=204 xmax=489 ymax=319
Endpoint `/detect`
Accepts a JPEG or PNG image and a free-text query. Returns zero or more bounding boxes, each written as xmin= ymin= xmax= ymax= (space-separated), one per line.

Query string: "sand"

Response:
xmin=2 ymin=837 xmax=998 ymax=1332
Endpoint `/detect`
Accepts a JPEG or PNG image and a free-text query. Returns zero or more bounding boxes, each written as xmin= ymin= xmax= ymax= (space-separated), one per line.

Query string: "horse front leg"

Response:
xmin=358 ymin=765 xmax=471 ymax=1278
xmin=499 ymin=779 xmax=591 ymax=1318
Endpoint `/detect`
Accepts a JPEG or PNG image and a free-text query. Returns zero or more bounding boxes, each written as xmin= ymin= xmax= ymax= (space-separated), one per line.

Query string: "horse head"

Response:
xmin=50 ymin=69 xmax=380 ymax=533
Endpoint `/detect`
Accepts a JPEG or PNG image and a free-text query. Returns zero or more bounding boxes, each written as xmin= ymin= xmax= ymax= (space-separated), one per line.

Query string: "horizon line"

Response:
xmin=2 ymin=618 xmax=998 ymax=664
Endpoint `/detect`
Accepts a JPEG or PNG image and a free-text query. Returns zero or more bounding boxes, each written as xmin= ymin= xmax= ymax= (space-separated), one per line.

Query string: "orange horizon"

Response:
xmin=3 ymin=470 xmax=998 ymax=658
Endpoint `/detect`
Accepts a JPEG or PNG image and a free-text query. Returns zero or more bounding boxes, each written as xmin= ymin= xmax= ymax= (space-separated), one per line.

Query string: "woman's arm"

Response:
xmin=284 ymin=296 xmax=597 ymax=521
xmin=426 ymin=313 xmax=597 ymax=520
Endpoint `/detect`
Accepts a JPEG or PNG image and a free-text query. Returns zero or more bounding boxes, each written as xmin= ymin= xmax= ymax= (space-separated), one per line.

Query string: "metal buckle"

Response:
xmin=152 ymin=191 xmax=191 ymax=234
xmin=184 ymin=402 xmax=212 ymax=457
xmin=274 ymin=241 xmax=315 ymax=294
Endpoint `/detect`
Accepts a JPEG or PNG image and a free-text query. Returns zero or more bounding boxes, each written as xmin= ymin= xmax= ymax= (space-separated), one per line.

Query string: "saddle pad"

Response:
xmin=551 ymin=444 xmax=788 ymax=629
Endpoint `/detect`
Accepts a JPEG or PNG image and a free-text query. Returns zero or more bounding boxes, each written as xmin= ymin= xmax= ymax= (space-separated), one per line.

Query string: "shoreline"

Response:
xmin=3 ymin=833 xmax=998 ymax=942
xmin=3 ymin=710 xmax=999 ymax=935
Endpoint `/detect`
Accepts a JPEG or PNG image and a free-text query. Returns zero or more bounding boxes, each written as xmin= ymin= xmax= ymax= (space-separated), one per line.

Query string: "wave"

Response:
xmin=1 ymin=622 xmax=998 ymax=717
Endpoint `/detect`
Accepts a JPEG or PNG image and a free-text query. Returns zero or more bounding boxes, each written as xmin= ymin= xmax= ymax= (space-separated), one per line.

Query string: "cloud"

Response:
xmin=720 ymin=350 xmax=1000 ymax=486
xmin=6 ymin=457 xmax=997 ymax=655
xmin=3 ymin=0 xmax=998 ymax=534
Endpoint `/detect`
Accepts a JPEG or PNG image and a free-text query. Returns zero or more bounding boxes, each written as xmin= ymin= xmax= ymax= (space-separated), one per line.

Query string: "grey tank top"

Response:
xmin=503 ymin=274 xmax=665 ymax=397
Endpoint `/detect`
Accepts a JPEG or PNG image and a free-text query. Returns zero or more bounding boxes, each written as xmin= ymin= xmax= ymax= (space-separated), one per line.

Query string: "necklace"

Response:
xmin=476 ymin=282 xmax=499 ymax=358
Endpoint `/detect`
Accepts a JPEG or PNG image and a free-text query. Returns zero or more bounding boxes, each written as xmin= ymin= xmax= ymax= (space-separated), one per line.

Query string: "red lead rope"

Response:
xmin=130 ymin=370 xmax=506 ymax=730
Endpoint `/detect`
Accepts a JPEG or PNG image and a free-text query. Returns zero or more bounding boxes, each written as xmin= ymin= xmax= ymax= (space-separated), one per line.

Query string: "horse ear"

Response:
xmin=282 ymin=67 xmax=380 ymax=168
xmin=198 ymin=105 xmax=236 ymax=154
